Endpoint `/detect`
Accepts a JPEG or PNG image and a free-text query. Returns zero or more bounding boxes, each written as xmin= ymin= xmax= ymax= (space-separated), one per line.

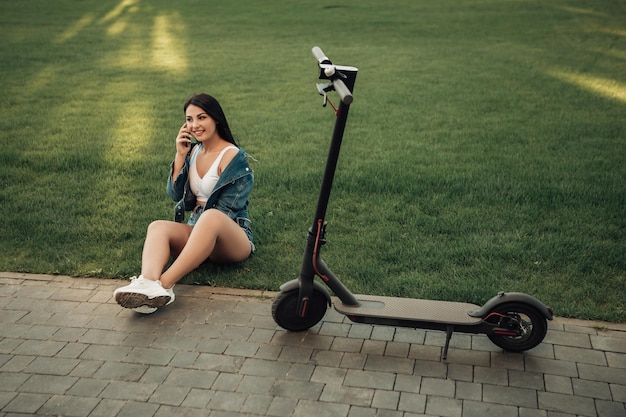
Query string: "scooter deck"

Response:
xmin=335 ymin=295 xmax=482 ymax=326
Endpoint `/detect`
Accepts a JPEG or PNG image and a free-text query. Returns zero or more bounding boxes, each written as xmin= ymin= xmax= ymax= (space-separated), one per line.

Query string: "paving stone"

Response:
xmin=591 ymin=335 xmax=626 ymax=354
xmin=115 ymin=400 xmax=160 ymax=417
xmin=420 ymin=377 xmax=455 ymax=398
xmin=425 ymin=331 xmax=471 ymax=350
xmin=385 ymin=342 xmax=410 ymax=358
xmin=237 ymin=375 xmax=275 ymax=395
xmin=285 ymin=363 xmax=315 ymax=381
xmin=277 ymin=346 xmax=313 ymax=363
xmin=371 ymin=389 xmax=399 ymax=409
xmin=270 ymin=379 xmax=324 ymax=400
xmin=293 ymin=399 xmax=350 ymax=417
xmin=149 ymin=384 xmax=191 ymax=406
xmin=606 ymin=352 xmax=626 ymax=369
xmin=364 ymin=354 xmax=414 ymax=375
xmin=18 ymin=374 xmax=78 ymax=394
xmin=164 ymin=368 xmax=218 ymax=389
xmin=338 ymin=352 xmax=366 ymax=370
xmin=555 ymin=345 xmax=608 ymax=365
xmin=66 ymin=378 xmax=108 ymax=397
xmin=491 ymin=351 xmax=526 ymax=370
xmin=572 ymin=378 xmax=612 ymax=400
xmin=56 ymin=342 xmax=89 ymax=359
xmin=525 ymin=356 xmax=578 ymax=377
xmin=544 ymin=374 xmax=573 ymax=394
xmin=361 ymin=339 xmax=387 ymax=355
xmin=89 ymin=398 xmax=126 ymax=417
xmin=240 ymin=394 xmax=273 ymax=415
xmin=447 ymin=363 xmax=473 ymax=382
xmin=595 ymin=399 xmax=626 ymax=417
xmin=578 ymin=363 xmax=626 ymax=385
xmin=266 ymin=396 xmax=298 ymax=417
xmin=93 ymin=361 xmax=148 ymax=382
xmin=38 ymin=394 xmax=100 ymax=417
xmin=207 ymin=390 xmax=246 ymax=411
xmin=483 ymin=384 xmax=538 ymax=408
xmin=3 ymin=392 xmax=50 ymax=414
xmin=611 ymin=383 xmax=626 ymax=402
xmin=332 ymin=337 xmax=365 ymax=353
xmin=1 ymin=355 xmax=35 ymax=372
xmin=544 ymin=329 xmax=592 ymax=348
xmin=320 ymin=384 xmax=374 ymax=407
xmin=11 ymin=339 xmax=66 ymax=357
xmin=425 ymin=395 xmax=462 ymax=417
xmin=538 ymin=391 xmax=597 ymax=416
xmin=397 ymin=392 xmax=426 ymax=413
xmin=518 ymin=408 xmax=547 ymax=417
xmin=412 ymin=359 xmax=447 ymax=378
xmin=24 ymin=356 xmax=80 ymax=375
xmin=180 ymin=387 xmax=214 ymax=408
xmin=347 ymin=405 xmax=378 ymax=417
xmin=0 ymin=372 xmax=30 ymax=391
xmin=461 ymin=400 xmax=518 ymax=417
xmin=473 ymin=366 xmax=508 ymax=386
xmin=155 ymin=404 xmax=207 ymax=417
xmin=124 ymin=347 xmax=177 ymax=366
xmin=193 ymin=352 xmax=244 ymax=372
xmin=408 ymin=344 xmax=443 ymax=362
xmin=455 ymin=381 xmax=482 ymax=401
xmin=344 ymin=369 xmax=396 ymax=390
xmin=445 ymin=349 xmax=490 ymax=367
xmin=394 ymin=374 xmax=422 ymax=394
xmin=509 ymin=369 xmax=545 ymax=390
xmin=240 ymin=358 xmax=291 ymax=378
xmin=311 ymin=365 xmax=348 ymax=385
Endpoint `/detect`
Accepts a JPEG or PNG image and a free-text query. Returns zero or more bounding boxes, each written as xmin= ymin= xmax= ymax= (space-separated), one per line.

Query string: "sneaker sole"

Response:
xmin=115 ymin=292 xmax=171 ymax=309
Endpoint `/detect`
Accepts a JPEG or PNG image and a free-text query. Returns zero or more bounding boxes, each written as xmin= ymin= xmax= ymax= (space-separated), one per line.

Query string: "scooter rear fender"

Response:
xmin=468 ymin=292 xmax=553 ymax=320
xmin=279 ymin=279 xmax=332 ymax=307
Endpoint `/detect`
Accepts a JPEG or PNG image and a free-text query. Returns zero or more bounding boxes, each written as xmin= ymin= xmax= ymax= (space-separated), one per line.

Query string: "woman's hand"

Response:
xmin=175 ymin=123 xmax=193 ymax=156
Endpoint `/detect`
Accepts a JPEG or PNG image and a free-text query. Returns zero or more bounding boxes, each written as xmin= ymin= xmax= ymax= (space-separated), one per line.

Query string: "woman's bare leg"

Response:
xmin=159 ymin=209 xmax=252 ymax=289
xmin=140 ymin=220 xmax=192 ymax=281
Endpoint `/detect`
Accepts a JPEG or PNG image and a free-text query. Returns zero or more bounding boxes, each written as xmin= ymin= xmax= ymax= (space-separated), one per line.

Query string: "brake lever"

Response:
xmin=317 ymin=82 xmax=334 ymax=107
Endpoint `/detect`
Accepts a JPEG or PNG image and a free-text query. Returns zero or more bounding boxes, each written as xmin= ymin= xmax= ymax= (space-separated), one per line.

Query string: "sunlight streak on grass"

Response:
xmin=55 ymin=14 xmax=94 ymax=43
xmin=558 ymin=6 xmax=607 ymax=17
xmin=151 ymin=14 xmax=188 ymax=74
xmin=549 ymin=70 xmax=626 ymax=104
xmin=99 ymin=0 xmax=138 ymax=24
xmin=28 ymin=65 xmax=60 ymax=92
xmin=105 ymin=97 xmax=154 ymax=163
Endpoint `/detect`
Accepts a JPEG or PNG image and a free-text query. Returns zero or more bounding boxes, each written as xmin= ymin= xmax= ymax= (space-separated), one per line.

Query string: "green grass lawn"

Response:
xmin=0 ymin=0 xmax=624 ymax=322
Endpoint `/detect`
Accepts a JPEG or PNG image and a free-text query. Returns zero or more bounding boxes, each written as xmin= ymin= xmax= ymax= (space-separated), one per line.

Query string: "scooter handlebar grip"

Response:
xmin=334 ymin=78 xmax=354 ymax=105
xmin=312 ymin=46 xmax=329 ymax=63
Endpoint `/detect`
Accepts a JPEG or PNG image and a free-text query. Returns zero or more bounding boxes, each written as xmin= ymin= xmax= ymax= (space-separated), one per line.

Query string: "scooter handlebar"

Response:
xmin=312 ymin=46 xmax=354 ymax=105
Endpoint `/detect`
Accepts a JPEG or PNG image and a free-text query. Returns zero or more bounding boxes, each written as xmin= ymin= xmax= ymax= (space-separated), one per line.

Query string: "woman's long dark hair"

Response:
xmin=184 ymin=93 xmax=238 ymax=147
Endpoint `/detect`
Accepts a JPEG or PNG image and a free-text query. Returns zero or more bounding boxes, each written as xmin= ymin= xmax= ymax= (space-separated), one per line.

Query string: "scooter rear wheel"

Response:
xmin=486 ymin=302 xmax=548 ymax=352
xmin=272 ymin=289 xmax=328 ymax=331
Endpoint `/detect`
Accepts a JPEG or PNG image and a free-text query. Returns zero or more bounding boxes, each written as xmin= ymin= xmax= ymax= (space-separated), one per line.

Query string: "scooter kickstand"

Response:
xmin=442 ymin=325 xmax=454 ymax=361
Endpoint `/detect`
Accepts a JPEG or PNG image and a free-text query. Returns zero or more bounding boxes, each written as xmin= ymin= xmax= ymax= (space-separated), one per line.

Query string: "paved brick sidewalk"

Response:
xmin=0 ymin=272 xmax=624 ymax=417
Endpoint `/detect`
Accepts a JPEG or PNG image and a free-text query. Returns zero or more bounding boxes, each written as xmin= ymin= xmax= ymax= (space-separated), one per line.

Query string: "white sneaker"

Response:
xmin=114 ymin=276 xmax=172 ymax=309
xmin=132 ymin=286 xmax=175 ymax=314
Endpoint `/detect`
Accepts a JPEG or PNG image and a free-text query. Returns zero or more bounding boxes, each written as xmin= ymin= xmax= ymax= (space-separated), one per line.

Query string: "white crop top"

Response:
xmin=189 ymin=145 xmax=238 ymax=203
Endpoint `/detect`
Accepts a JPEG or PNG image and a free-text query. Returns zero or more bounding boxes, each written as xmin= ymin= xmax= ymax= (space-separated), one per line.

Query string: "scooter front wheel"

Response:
xmin=272 ymin=289 xmax=328 ymax=331
xmin=486 ymin=302 xmax=548 ymax=352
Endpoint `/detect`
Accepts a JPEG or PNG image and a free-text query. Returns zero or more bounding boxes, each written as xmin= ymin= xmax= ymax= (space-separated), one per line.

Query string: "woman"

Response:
xmin=114 ymin=93 xmax=254 ymax=313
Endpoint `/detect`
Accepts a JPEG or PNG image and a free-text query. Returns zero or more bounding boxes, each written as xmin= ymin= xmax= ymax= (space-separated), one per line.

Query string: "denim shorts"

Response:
xmin=187 ymin=205 xmax=255 ymax=253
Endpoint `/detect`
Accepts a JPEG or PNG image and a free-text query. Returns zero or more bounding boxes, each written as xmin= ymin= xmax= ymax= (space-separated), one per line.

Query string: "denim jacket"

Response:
xmin=166 ymin=145 xmax=254 ymax=238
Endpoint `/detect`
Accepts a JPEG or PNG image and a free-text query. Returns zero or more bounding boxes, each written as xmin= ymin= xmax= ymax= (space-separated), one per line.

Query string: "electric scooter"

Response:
xmin=272 ymin=46 xmax=553 ymax=360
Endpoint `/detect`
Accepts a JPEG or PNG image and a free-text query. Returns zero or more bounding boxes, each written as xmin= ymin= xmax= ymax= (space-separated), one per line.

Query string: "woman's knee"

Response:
xmin=146 ymin=219 xmax=170 ymax=235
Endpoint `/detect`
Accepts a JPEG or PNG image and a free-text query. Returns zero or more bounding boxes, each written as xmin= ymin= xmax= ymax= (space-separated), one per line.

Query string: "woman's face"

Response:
xmin=185 ymin=104 xmax=218 ymax=142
